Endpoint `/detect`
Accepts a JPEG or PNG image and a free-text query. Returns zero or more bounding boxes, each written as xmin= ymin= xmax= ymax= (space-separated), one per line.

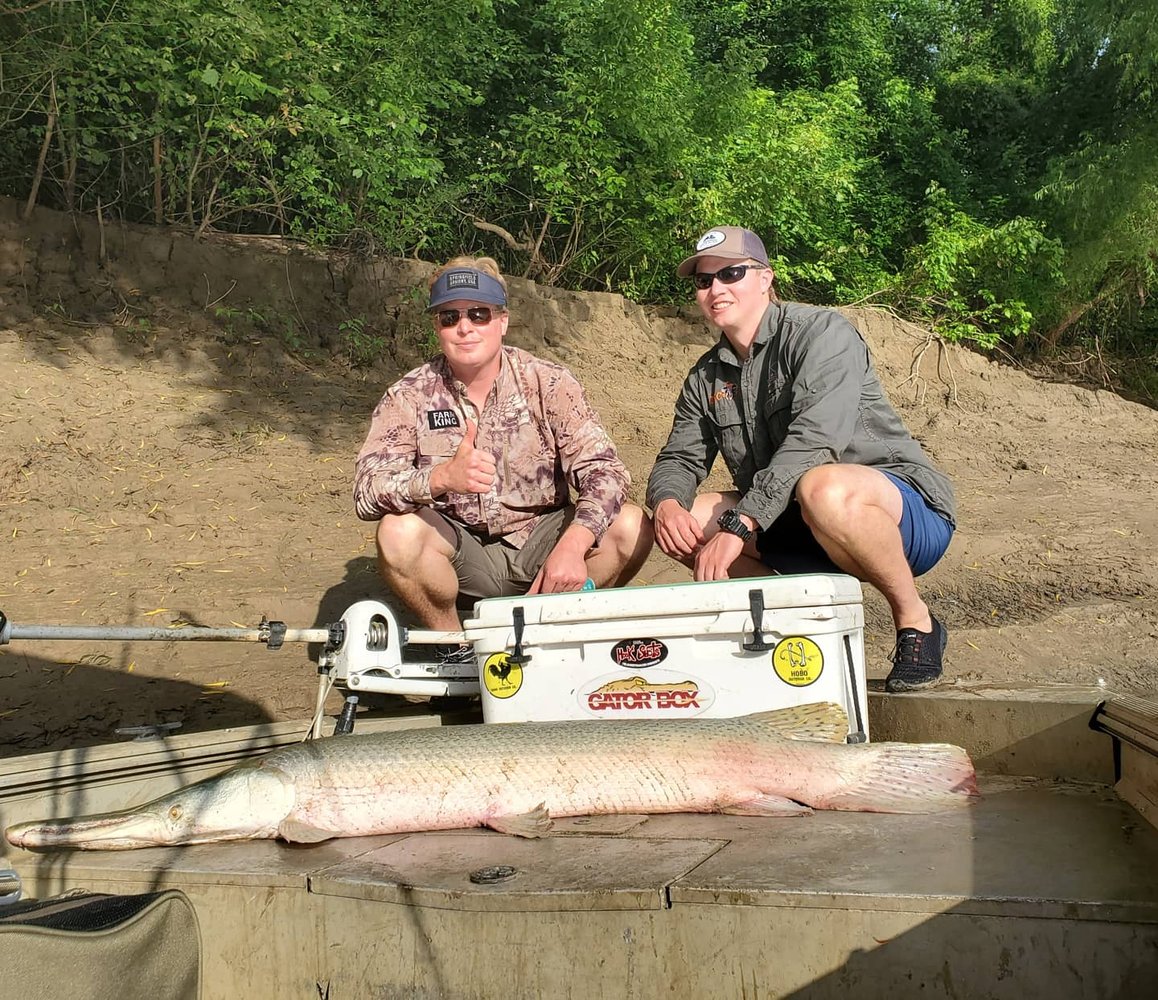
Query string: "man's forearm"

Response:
xmin=555 ymin=521 xmax=596 ymax=556
xmin=645 ymin=471 xmax=698 ymax=515
xmin=353 ymin=460 xmax=433 ymax=520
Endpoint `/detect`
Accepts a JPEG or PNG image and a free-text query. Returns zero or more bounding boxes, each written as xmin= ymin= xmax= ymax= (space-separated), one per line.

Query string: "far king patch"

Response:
xmin=427 ymin=409 xmax=461 ymax=430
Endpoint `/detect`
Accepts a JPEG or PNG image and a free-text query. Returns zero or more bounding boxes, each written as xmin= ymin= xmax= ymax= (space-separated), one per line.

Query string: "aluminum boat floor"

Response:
xmin=11 ymin=774 xmax=1158 ymax=998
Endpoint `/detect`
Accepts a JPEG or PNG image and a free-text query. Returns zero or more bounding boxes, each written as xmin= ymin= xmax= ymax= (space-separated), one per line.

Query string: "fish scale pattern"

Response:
xmin=267 ymin=711 xmax=975 ymax=837
xmin=5 ymin=705 xmax=978 ymax=849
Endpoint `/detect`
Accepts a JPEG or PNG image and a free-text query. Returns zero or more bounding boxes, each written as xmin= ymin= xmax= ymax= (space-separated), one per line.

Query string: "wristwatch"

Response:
xmin=716 ymin=509 xmax=753 ymax=543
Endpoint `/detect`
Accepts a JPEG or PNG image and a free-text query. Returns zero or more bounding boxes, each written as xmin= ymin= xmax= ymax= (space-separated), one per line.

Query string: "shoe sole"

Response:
xmin=885 ymin=671 xmax=943 ymax=693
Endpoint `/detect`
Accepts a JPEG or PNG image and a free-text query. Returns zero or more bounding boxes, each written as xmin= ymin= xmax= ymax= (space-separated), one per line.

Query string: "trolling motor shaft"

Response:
xmin=0 ymin=602 xmax=482 ymax=700
xmin=0 ymin=613 xmax=332 ymax=648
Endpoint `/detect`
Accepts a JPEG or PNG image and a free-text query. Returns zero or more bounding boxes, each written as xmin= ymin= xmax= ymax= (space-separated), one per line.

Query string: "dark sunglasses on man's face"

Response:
xmin=691 ymin=264 xmax=766 ymax=290
xmin=437 ymin=306 xmax=497 ymax=328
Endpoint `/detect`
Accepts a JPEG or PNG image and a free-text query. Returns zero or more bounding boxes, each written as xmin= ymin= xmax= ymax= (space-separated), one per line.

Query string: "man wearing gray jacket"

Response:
xmin=646 ymin=227 xmax=956 ymax=692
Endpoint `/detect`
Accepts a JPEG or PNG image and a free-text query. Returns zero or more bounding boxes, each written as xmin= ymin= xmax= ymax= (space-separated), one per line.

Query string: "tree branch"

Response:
xmin=1 ymin=0 xmax=61 ymax=13
xmin=467 ymin=214 xmax=533 ymax=252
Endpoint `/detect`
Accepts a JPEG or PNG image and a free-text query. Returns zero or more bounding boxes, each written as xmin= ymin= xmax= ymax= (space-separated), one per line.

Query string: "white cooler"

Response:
xmin=462 ymin=574 xmax=869 ymax=742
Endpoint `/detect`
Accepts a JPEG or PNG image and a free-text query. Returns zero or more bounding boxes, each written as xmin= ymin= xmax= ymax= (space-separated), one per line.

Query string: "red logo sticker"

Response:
xmin=610 ymin=638 xmax=668 ymax=668
xmin=580 ymin=675 xmax=714 ymax=717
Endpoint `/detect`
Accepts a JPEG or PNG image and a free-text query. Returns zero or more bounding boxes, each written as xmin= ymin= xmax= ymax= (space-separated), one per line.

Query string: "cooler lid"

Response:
xmin=463 ymin=573 xmax=862 ymax=630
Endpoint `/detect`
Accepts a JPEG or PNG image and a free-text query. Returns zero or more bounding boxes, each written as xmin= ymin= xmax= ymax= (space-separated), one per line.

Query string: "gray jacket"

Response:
xmin=646 ymin=301 xmax=957 ymax=529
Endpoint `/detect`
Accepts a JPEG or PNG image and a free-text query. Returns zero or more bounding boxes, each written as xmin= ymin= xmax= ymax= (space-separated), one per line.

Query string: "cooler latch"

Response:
xmin=508 ymin=606 xmax=531 ymax=665
xmin=742 ymin=590 xmax=774 ymax=652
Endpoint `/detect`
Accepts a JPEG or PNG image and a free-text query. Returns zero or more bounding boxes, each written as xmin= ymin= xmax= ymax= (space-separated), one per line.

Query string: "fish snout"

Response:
xmin=6 ymin=808 xmax=174 ymax=851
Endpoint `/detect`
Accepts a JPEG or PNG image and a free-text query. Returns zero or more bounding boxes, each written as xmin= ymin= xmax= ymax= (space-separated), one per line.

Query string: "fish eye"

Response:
xmin=169 ymin=805 xmax=183 ymax=820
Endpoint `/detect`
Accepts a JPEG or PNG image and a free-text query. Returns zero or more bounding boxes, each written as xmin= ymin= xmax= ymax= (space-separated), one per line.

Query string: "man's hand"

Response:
xmin=431 ymin=421 xmax=496 ymax=495
xmin=653 ymin=498 xmax=704 ymax=559
xmin=528 ymin=524 xmax=594 ymax=594
xmin=693 ymin=530 xmax=745 ymax=582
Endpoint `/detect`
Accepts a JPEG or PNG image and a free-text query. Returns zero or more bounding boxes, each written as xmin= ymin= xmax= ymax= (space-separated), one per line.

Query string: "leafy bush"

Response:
xmin=889 ymin=185 xmax=1063 ymax=347
xmin=0 ymin=0 xmax=1153 ymax=374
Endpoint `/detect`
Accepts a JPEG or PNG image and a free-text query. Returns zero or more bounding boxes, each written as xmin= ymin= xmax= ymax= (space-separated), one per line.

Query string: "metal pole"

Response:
xmin=3 ymin=623 xmax=330 ymax=644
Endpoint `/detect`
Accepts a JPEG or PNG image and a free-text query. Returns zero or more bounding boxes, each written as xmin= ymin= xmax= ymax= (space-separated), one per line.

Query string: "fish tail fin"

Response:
xmin=746 ymin=702 xmax=849 ymax=743
xmin=821 ymin=742 xmax=979 ymax=813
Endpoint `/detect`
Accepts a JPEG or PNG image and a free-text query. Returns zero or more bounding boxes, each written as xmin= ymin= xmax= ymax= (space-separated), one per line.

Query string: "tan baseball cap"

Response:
xmin=676 ymin=226 xmax=770 ymax=277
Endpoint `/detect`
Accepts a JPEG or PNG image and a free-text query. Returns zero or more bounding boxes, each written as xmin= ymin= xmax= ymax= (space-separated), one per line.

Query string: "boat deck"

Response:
xmin=4 ymin=688 xmax=1158 ymax=998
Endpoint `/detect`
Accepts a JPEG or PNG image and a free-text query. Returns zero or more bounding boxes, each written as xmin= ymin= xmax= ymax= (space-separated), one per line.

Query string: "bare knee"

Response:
xmin=603 ymin=503 xmax=653 ymax=556
xmin=376 ymin=513 xmax=446 ymax=571
xmin=796 ymin=465 xmax=858 ymax=529
xmin=689 ymin=492 xmax=740 ymax=534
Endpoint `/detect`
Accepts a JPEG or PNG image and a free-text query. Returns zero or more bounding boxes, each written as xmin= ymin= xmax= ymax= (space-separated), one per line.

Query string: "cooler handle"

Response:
xmin=742 ymin=590 xmax=774 ymax=652
xmin=507 ymin=606 xmax=532 ymax=665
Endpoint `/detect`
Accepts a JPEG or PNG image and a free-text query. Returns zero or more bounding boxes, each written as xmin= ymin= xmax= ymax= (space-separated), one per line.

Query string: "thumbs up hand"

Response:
xmin=432 ymin=421 xmax=496 ymax=495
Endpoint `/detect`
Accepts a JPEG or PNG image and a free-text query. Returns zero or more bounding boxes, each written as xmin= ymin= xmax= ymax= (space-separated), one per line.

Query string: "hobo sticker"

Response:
xmin=772 ymin=637 xmax=823 ymax=687
xmin=483 ymin=653 xmax=523 ymax=699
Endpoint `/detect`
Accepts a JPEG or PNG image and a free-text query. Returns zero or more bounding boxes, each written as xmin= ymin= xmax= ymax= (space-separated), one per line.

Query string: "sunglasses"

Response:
xmin=436 ymin=306 xmax=499 ymax=328
xmin=691 ymin=264 xmax=766 ymax=290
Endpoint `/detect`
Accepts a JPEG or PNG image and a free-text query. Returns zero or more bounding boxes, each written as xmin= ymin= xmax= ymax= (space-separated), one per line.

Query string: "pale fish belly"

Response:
xmin=280 ymin=745 xmax=742 ymax=837
xmin=273 ymin=720 xmax=769 ymax=837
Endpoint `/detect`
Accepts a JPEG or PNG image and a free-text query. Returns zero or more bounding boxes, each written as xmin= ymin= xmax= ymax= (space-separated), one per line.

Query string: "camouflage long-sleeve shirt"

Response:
xmin=354 ymin=346 xmax=629 ymax=548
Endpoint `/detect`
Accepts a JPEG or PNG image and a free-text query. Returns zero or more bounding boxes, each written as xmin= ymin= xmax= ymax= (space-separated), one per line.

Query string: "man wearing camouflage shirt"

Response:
xmin=355 ymin=256 xmax=652 ymax=640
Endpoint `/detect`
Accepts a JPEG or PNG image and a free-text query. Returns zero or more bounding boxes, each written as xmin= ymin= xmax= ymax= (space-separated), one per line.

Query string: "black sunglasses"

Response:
xmin=691 ymin=264 xmax=766 ymax=290
xmin=436 ymin=306 xmax=498 ymax=328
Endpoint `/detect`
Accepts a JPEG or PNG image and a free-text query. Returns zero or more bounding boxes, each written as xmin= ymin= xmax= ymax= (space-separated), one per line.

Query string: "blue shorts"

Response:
xmin=881 ymin=472 xmax=954 ymax=576
xmin=756 ymin=472 xmax=954 ymax=577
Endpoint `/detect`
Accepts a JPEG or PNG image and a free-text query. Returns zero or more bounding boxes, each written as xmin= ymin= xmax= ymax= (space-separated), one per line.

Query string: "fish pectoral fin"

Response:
xmin=486 ymin=803 xmax=552 ymax=838
xmin=718 ymin=793 xmax=814 ymax=818
xmin=278 ymin=819 xmax=340 ymax=844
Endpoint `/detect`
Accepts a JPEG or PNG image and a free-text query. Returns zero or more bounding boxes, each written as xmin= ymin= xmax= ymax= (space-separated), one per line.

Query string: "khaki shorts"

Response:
xmin=440 ymin=507 xmax=575 ymax=607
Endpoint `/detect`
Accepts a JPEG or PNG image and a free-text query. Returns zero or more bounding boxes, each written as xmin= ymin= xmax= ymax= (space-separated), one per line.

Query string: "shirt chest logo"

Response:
xmin=708 ymin=382 xmax=735 ymax=406
xmin=427 ymin=409 xmax=461 ymax=430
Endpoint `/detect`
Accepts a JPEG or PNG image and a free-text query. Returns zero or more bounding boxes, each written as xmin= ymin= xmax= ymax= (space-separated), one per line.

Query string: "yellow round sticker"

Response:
xmin=772 ymin=637 xmax=824 ymax=687
xmin=483 ymin=653 xmax=523 ymax=699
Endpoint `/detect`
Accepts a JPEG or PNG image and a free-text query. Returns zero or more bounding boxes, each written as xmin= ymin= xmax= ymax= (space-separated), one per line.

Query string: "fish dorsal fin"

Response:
xmin=278 ymin=818 xmax=340 ymax=844
xmin=747 ymin=702 xmax=848 ymax=742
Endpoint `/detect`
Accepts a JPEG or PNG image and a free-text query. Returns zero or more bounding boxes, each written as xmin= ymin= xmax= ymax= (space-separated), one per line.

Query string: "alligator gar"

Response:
xmin=5 ymin=703 xmax=978 ymax=850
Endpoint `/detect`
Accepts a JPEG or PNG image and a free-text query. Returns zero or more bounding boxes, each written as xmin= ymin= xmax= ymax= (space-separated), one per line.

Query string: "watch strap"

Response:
xmin=717 ymin=509 xmax=753 ymax=542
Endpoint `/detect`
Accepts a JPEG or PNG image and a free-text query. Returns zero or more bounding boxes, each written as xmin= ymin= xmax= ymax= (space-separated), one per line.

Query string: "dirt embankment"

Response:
xmin=1 ymin=201 xmax=1156 ymax=756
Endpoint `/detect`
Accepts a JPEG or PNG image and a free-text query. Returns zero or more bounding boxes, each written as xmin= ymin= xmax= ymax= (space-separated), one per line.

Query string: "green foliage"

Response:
xmin=278 ymin=319 xmax=308 ymax=354
xmin=892 ymin=185 xmax=1064 ymax=348
xmin=0 ymin=0 xmax=1154 ymax=376
xmin=685 ymin=80 xmax=880 ymax=299
xmin=0 ymin=0 xmax=496 ymax=246
xmin=1030 ymin=0 xmax=1158 ymax=356
xmin=338 ymin=316 xmax=387 ymax=367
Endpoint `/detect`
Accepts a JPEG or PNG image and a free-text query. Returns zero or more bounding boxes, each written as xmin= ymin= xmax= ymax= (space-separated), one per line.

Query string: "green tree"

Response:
xmin=1035 ymin=0 xmax=1158 ymax=358
xmin=0 ymin=0 xmax=1153 ymax=377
